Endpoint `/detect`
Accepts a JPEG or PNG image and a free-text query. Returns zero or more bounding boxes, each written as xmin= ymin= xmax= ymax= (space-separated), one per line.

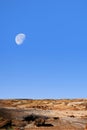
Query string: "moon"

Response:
xmin=15 ymin=33 xmax=26 ymax=45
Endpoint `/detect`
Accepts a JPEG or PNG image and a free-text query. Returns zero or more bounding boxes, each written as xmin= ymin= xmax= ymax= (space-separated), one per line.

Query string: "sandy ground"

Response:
xmin=0 ymin=99 xmax=87 ymax=130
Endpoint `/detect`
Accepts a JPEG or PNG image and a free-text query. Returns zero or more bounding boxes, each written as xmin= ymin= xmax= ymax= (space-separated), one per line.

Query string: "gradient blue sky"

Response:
xmin=0 ymin=0 xmax=87 ymax=99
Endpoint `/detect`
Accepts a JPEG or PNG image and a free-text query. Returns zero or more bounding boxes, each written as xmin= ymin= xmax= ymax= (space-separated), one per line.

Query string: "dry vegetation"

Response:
xmin=0 ymin=99 xmax=87 ymax=110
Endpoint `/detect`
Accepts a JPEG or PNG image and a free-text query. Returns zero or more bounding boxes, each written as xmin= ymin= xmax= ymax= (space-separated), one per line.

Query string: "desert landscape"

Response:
xmin=0 ymin=99 xmax=87 ymax=130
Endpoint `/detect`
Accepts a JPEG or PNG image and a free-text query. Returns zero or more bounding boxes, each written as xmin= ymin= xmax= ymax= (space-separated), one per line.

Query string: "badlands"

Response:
xmin=0 ymin=99 xmax=87 ymax=130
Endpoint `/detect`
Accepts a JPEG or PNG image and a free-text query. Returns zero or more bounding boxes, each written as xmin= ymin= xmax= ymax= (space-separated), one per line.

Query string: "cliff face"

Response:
xmin=0 ymin=99 xmax=87 ymax=130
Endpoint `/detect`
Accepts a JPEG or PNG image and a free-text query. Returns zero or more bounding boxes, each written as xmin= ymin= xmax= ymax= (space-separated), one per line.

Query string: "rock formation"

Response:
xmin=0 ymin=99 xmax=87 ymax=130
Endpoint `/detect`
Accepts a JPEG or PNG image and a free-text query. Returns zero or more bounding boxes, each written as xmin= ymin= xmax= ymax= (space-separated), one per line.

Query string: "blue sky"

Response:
xmin=0 ymin=0 xmax=87 ymax=99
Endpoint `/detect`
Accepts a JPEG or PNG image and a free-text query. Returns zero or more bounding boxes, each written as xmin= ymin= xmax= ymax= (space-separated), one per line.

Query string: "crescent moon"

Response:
xmin=15 ymin=33 xmax=26 ymax=45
